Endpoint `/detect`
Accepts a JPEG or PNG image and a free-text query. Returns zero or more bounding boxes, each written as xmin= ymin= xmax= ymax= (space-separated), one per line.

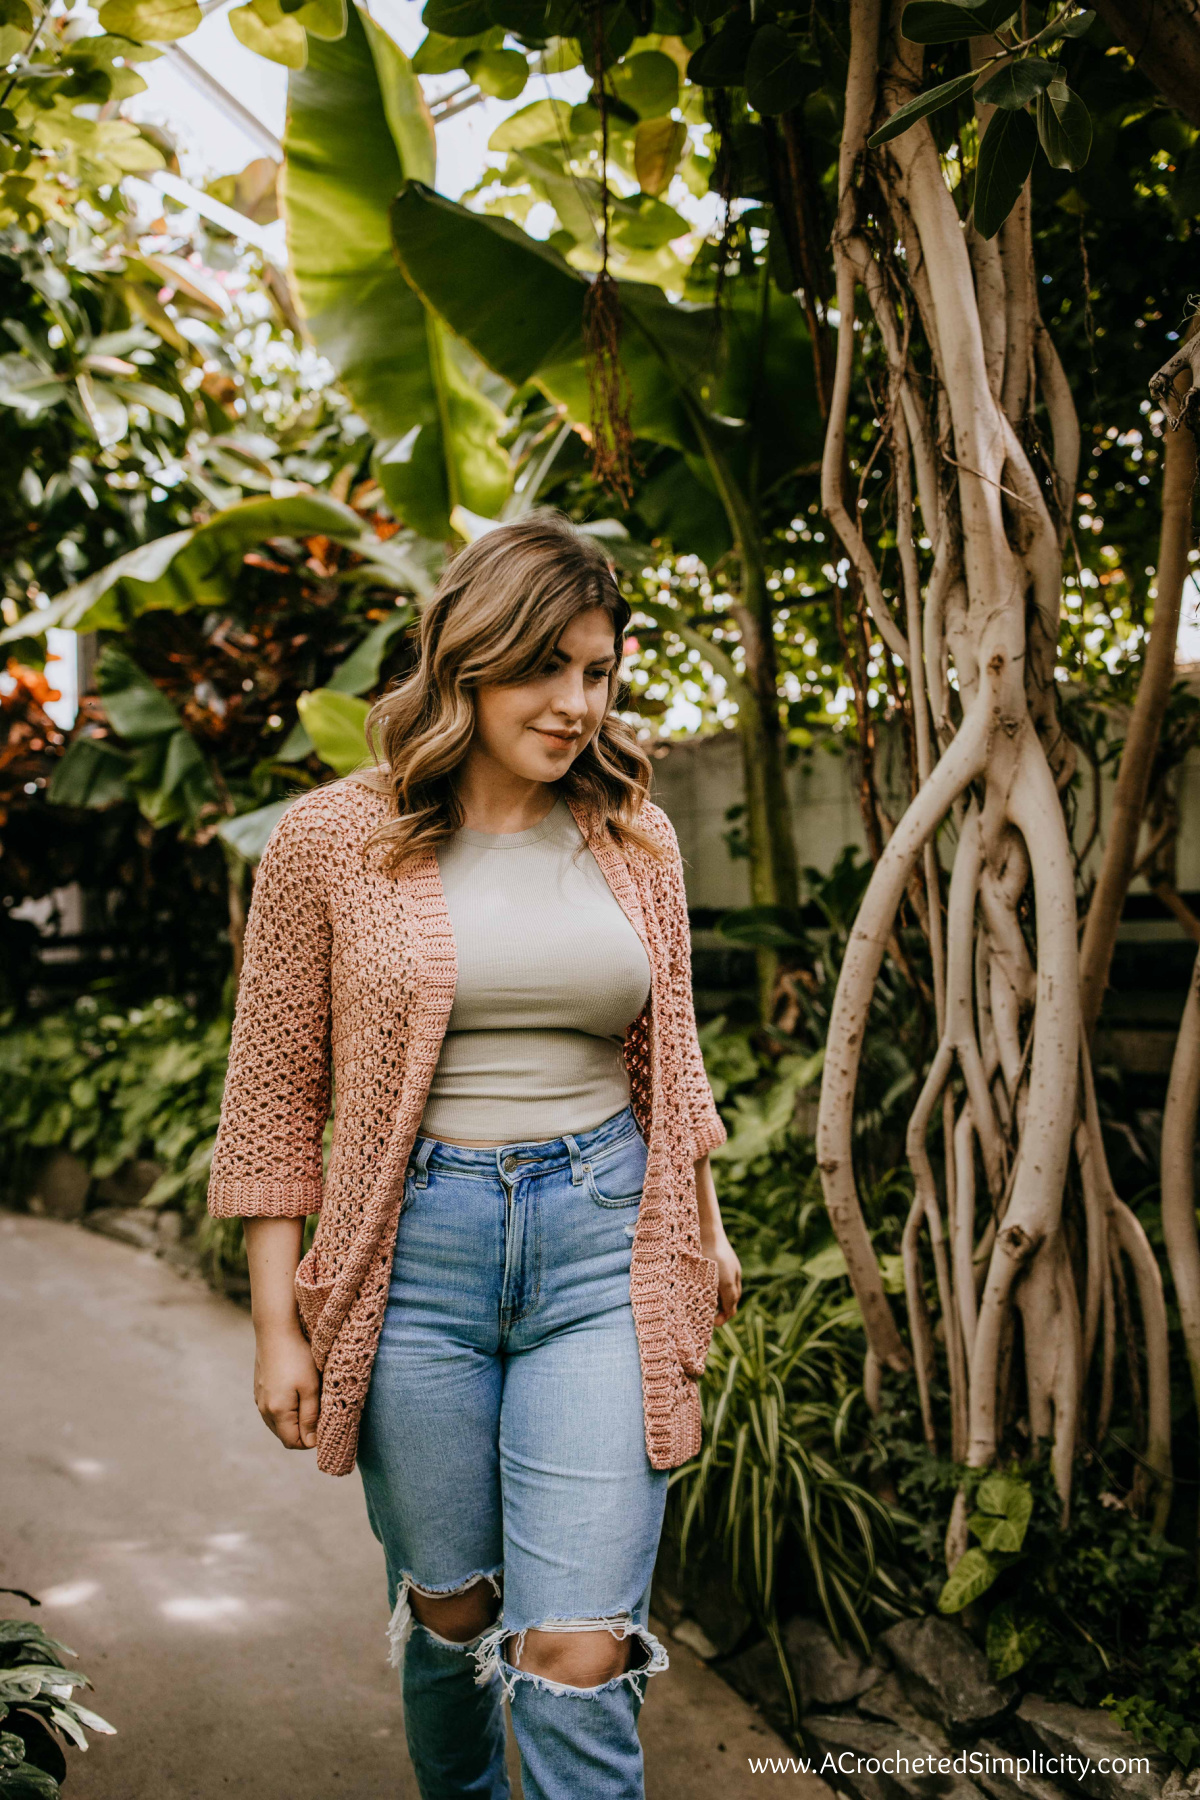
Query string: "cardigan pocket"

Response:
xmin=674 ymin=1248 xmax=720 ymax=1378
xmin=295 ymin=1243 xmax=336 ymax=1342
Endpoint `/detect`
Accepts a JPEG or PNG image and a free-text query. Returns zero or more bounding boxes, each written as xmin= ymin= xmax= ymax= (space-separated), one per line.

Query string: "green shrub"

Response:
xmin=0 ymin=1619 xmax=114 ymax=1795
xmin=868 ymin=1387 xmax=1200 ymax=1764
xmin=0 ymin=996 xmax=244 ymax=1285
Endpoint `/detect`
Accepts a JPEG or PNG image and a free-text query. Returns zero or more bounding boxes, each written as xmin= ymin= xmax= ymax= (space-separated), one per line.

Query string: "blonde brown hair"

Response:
xmin=361 ymin=510 xmax=661 ymax=872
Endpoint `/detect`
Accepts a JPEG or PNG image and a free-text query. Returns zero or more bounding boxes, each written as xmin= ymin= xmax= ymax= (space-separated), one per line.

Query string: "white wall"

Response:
xmin=652 ymin=726 xmax=1200 ymax=936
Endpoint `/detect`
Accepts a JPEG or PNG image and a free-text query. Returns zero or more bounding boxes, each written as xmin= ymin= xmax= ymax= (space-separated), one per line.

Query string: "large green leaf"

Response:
xmin=901 ymin=0 xmax=1016 ymax=42
xmin=969 ymin=1473 xmax=1034 ymax=1551
xmin=973 ymin=105 xmax=1037 ymax=239
xmin=389 ymin=182 xmax=822 ymax=524
xmin=48 ymin=648 xmax=220 ymax=827
xmin=297 ymin=688 xmax=372 ymax=774
xmin=1036 ymin=76 xmax=1091 ymax=170
xmin=94 ymin=645 xmax=179 ymax=740
xmin=218 ymin=796 xmax=298 ymax=862
xmin=390 ymin=182 xmax=713 ymax=456
xmin=47 ymin=737 xmax=134 ymax=808
xmin=0 ymin=495 xmax=383 ymax=639
xmin=937 ymin=1546 xmax=1001 ymax=1612
xmin=324 ymin=606 xmax=414 ymax=692
xmin=974 ymin=56 xmax=1056 ymax=109
xmin=284 ymin=4 xmax=510 ymax=537
xmin=868 ymin=68 xmax=978 ymax=145
xmin=745 ymin=24 xmax=818 ymax=117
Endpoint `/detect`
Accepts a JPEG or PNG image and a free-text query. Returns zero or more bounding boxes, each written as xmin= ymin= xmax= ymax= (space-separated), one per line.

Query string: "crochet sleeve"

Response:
xmin=651 ymin=811 xmax=727 ymax=1162
xmin=208 ymin=800 xmax=332 ymax=1218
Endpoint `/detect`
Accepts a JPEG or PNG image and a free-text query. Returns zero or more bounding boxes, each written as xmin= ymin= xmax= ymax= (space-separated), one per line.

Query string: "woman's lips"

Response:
xmin=534 ymin=728 xmax=579 ymax=748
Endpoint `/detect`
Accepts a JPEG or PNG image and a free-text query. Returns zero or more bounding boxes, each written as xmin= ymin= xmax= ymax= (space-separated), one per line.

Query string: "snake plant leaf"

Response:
xmin=0 ymin=495 xmax=383 ymax=640
xmin=285 ymin=4 xmax=510 ymax=537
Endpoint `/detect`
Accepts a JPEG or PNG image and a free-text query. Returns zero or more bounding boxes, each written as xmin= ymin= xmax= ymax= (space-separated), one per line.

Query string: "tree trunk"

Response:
xmin=1089 ymin=0 xmax=1200 ymax=129
xmin=813 ymin=0 xmax=1174 ymax=1529
xmin=1161 ymin=948 xmax=1200 ymax=1564
xmin=1078 ymin=350 xmax=1199 ymax=1038
xmin=732 ymin=562 xmax=800 ymax=1018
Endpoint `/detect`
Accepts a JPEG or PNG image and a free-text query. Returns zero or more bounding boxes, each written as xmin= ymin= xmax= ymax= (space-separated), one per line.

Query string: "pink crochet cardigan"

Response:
xmin=208 ymin=778 xmax=727 ymax=1477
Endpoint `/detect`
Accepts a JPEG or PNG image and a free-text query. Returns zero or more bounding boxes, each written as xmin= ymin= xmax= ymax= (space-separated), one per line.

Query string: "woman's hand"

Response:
xmin=253 ymin=1324 xmax=321 ymax=1450
xmin=243 ymin=1216 xmax=319 ymax=1450
xmin=705 ymin=1228 xmax=743 ymax=1326
xmin=695 ymin=1154 xmax=742 ymax=1326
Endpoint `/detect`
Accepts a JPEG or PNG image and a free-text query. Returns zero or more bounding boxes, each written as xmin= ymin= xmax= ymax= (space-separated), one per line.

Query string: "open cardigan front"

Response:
xmin=208 ymin=779 xmax=727 ymax=1477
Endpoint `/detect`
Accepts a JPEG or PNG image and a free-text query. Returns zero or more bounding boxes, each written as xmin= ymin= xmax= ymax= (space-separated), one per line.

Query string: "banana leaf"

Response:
xmin=0 ymin=493 xmax=398 ymax=640
xmin=285 ymin=4 xmax=510 ymax=537
xmin=388 ymin=182 xmax=822 ymax=500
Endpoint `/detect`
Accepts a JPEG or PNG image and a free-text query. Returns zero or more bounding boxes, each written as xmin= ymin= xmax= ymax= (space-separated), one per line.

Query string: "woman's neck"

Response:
xmin=455 ymin=751 xmax=558 ymax=836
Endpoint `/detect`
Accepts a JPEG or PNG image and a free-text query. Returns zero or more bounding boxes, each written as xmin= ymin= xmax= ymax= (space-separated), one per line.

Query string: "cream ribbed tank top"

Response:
xmin=420 ymin=799 xmax=653 ymax=1143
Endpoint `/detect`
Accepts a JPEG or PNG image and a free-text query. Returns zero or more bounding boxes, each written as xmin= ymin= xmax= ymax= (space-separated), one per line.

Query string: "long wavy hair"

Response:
xmin=361 ymin=510 xmax=662 ymax=873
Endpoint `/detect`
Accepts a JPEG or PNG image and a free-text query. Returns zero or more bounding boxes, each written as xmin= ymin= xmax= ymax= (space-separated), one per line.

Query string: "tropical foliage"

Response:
xmin=3 ymin=0 xmax=1200 ymax=1771
xmin=0 ymin=1618 xmax=114 ymax=1797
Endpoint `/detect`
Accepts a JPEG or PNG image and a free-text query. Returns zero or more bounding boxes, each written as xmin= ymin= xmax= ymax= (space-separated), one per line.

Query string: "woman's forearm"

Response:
xmin=243 ymin=1217 xmax=321 ymax=1450
xmin=695 ymin=1154 xmax=742 ymax=1325
xmin=243 ymin=1216 xmax=306 ymax=1335
xmin=695 ymin=1155 xmax=727 ymax=1246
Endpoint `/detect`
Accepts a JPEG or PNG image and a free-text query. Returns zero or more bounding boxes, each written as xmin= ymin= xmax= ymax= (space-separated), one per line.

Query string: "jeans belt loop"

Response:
xmin=563 ymin=1135 xmax=586 ymax=1187
xmin=411 ymin=1135 xmax=437 ymax=1189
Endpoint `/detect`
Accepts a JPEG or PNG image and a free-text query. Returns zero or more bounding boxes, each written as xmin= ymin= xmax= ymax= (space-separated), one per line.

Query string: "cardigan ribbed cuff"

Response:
xmin=692 ymin=1113 xmax=728 ymax=1161
xmin=207 ymin=1177 xmax=323 ymax=1219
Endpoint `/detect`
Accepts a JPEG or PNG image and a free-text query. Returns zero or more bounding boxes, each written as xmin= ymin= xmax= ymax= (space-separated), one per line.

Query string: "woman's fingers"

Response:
xmin=297 ymin=1375 xmax=321 ymax=1450
xmin=253 ymin=1329 xmax=321 ymax=1450
xmin=258 ymin=1387 xmax=302 ymax=1447
xmin=714 ymin=1246 xmax=743 ymax=1326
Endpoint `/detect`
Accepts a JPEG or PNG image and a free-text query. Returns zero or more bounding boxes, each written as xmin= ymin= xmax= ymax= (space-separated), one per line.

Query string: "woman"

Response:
xmin=208 ymin=510 xmax=742 ymax=1800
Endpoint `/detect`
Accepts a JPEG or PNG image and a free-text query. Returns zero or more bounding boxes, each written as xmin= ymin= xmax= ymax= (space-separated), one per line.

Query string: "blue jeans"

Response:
xmin=357 ymin=1104 xmax=670 ymax=1800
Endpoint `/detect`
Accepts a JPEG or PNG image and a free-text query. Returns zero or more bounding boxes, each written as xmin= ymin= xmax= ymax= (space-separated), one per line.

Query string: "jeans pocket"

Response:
xmin=584 ymin=1130 xmax=649 ymax=1208
xmin=675 ymin=1249 xmax=720 ymax=1378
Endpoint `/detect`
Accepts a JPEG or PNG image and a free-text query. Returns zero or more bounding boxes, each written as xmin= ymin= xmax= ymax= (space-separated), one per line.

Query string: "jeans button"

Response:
xmin=503 ymin=1154 xmax=518 ymax=1175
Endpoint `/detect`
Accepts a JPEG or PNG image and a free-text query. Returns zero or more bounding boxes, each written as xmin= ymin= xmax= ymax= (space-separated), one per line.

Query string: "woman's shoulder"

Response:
xmin=263 ymin=777 xmax=389 ymax=868
xmin=633 ymin=799 xmax=681 ymax=857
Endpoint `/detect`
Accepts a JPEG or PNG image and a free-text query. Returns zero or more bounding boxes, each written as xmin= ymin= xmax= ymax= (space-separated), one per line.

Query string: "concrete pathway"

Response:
xmin=2 ymin=1211 xmax=822 ymax=1798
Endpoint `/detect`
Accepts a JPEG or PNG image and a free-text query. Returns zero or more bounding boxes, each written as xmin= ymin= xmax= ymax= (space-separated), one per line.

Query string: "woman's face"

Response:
xmin=471 ymin=605 xmax=619 ymax=787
